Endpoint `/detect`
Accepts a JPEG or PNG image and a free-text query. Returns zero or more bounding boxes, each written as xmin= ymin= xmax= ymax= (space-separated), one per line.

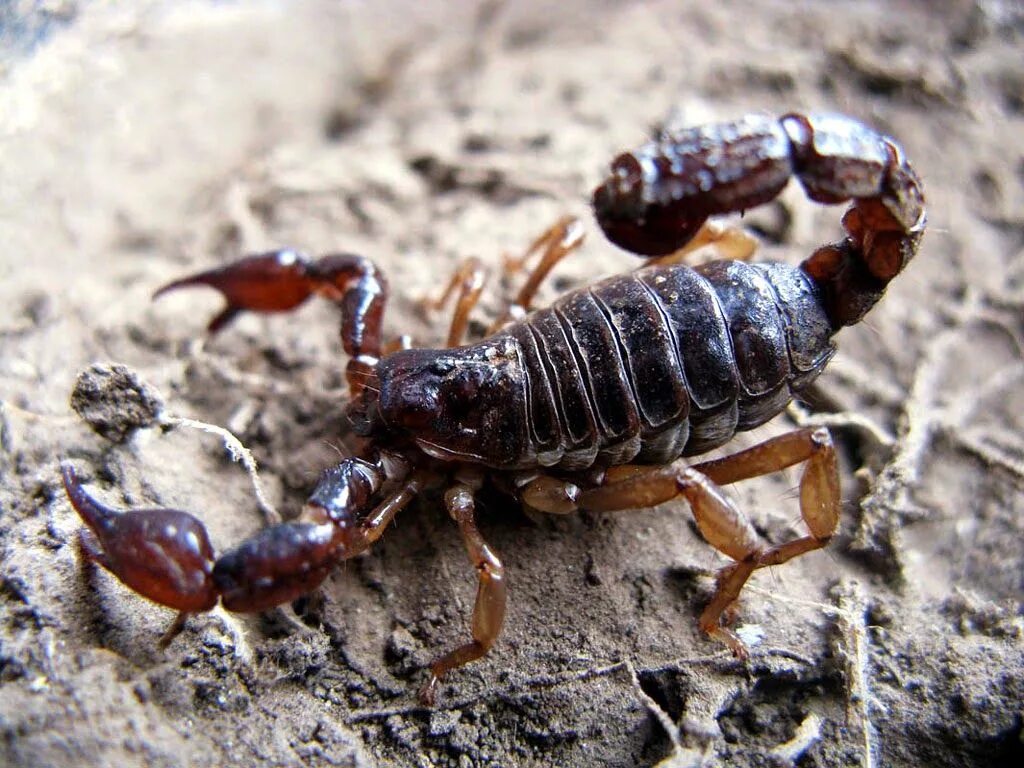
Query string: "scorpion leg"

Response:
xmin=420 ymin=256 xmax=487 ymax=347
xmin=381 ymin=334 xmax=414 ymax=354
xmin=420 ymin=481 xmax=507 ymax=705
xmin=650 ymin=220 xmax=759 ymax=266
xmin=154 ymin=251 xmax=387 ymax=395
xmin=487 ymin=215 xmax=585 ymax=333
xmin=522 ymin=427 xmax=838 ymax=656
xmin=157 ymin=610 xmax=191 ymax=649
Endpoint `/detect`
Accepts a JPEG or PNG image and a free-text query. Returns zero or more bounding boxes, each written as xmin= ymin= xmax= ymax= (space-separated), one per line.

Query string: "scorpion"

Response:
xmin=61 ymin=112 xmax=925 ymax=703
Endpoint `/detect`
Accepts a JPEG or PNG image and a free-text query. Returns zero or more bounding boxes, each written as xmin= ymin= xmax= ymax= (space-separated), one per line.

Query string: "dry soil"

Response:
xmin=1 ymin=2 xmax=1022 ymax=767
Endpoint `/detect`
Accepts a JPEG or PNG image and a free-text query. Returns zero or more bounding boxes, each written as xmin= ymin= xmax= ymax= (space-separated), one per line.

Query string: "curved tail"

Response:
xmin=592 ymin=112 xmax=925 ymax=329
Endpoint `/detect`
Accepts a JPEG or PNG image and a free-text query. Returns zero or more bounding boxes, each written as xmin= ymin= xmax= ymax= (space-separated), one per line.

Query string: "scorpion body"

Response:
xmin=62 ymin=112 xmax=924 ymax=702
xmin=377 ymin=258 xmax=834 ymax=472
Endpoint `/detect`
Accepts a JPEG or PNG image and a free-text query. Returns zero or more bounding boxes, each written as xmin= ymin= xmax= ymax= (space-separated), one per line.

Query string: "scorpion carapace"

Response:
xmin=62 ymin=112 xmax=924 ymax=703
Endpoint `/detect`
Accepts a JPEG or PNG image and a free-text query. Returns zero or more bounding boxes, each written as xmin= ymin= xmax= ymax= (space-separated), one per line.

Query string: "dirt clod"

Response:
xmin=69 ymin=363 xmax=165 ymax=442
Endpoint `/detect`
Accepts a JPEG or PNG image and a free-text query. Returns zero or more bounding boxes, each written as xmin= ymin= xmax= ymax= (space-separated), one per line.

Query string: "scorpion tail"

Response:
xmin=784 ymin=114 xmax=926 ymax=329
xmin=592 ymin=112 xmax=925 ymax=331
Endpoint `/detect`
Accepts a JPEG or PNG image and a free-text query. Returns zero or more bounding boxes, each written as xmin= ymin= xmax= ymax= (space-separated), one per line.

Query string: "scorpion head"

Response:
xmin=372 ymin=340 xmax=529 ymax=467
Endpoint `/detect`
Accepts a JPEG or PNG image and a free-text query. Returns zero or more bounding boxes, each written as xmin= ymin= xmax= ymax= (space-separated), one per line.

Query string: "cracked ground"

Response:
xmin=1 ymin=1 xmax=1022 ymax=766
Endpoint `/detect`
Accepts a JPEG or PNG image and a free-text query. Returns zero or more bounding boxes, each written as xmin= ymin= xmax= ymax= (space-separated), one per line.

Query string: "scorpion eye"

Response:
xmin=429 ymin=359 xmax=455 ymax=376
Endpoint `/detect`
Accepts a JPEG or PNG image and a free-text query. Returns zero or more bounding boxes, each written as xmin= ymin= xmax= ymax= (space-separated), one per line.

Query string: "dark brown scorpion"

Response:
xmin=61 ymin=112 xmax=925 ymax=703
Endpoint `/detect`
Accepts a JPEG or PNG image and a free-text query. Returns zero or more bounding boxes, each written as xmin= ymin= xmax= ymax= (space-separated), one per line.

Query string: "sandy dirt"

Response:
xmin=1 ymin=1 xmax=1022 ymax=766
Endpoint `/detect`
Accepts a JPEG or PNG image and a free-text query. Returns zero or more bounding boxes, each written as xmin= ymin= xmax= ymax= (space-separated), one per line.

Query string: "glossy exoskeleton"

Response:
xmin=62 ymin=112 xmax=925 ymax=703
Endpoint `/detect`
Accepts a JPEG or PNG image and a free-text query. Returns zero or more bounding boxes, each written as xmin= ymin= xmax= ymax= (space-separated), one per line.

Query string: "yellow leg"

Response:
xmin=650 ymin=220 xmax=759 ymax=265
xmin=523 ymin=428 xmax=840 ymax=656
xmin=420 ymin=482 xmax=507 ymax=704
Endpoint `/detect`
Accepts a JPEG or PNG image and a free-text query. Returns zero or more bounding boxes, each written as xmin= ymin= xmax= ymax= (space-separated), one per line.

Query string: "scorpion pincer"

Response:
xmin=62 ymin=112 xmax=924 ymax=703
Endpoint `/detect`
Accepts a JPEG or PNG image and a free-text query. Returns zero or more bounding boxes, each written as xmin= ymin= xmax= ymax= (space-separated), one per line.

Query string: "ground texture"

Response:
xmin=1 ymin=1 xmax=1023 ymax=766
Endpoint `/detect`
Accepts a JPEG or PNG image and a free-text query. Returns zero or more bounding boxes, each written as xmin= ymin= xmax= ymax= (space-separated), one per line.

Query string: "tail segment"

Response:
xmin=785 ymin=114 xmax=925 ymax=328
xmin=592 ymin=112 xmax=925 ymax=330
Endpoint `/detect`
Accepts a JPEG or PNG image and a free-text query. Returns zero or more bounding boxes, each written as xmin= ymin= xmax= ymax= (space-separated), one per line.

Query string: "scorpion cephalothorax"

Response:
xmin=63 ymin=111 xmax=924 ymax=703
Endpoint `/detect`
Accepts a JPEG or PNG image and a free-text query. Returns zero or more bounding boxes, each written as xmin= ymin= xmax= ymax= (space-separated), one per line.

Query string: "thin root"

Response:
xmin=625 ymin=658 xmax=684 ymax=753
xmin=770 ymin=712 xmax=823 ymax=765
xmin=786 ymin=401 xmax=895 ymax=450
xmin=160 ymin=413 xmax=281 ymax=524
xmin=832 ymin=582 xmax=877 ymax=768
xmin=211 ymin=605 xmax=256 ymax=666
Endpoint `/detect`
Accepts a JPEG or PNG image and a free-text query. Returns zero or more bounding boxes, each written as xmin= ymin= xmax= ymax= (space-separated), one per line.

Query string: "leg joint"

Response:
xmin=809 ymin=425 xmax=833 ymax=450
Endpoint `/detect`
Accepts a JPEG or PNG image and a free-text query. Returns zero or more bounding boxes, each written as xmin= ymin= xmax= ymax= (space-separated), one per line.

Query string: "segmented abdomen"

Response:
xmin=503 ymin=260 xmax=835 ymax=470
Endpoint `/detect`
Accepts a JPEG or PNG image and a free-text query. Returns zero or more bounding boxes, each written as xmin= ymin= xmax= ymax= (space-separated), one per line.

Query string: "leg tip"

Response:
xmin=418 ymin=675 xmax=440 ymax=707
